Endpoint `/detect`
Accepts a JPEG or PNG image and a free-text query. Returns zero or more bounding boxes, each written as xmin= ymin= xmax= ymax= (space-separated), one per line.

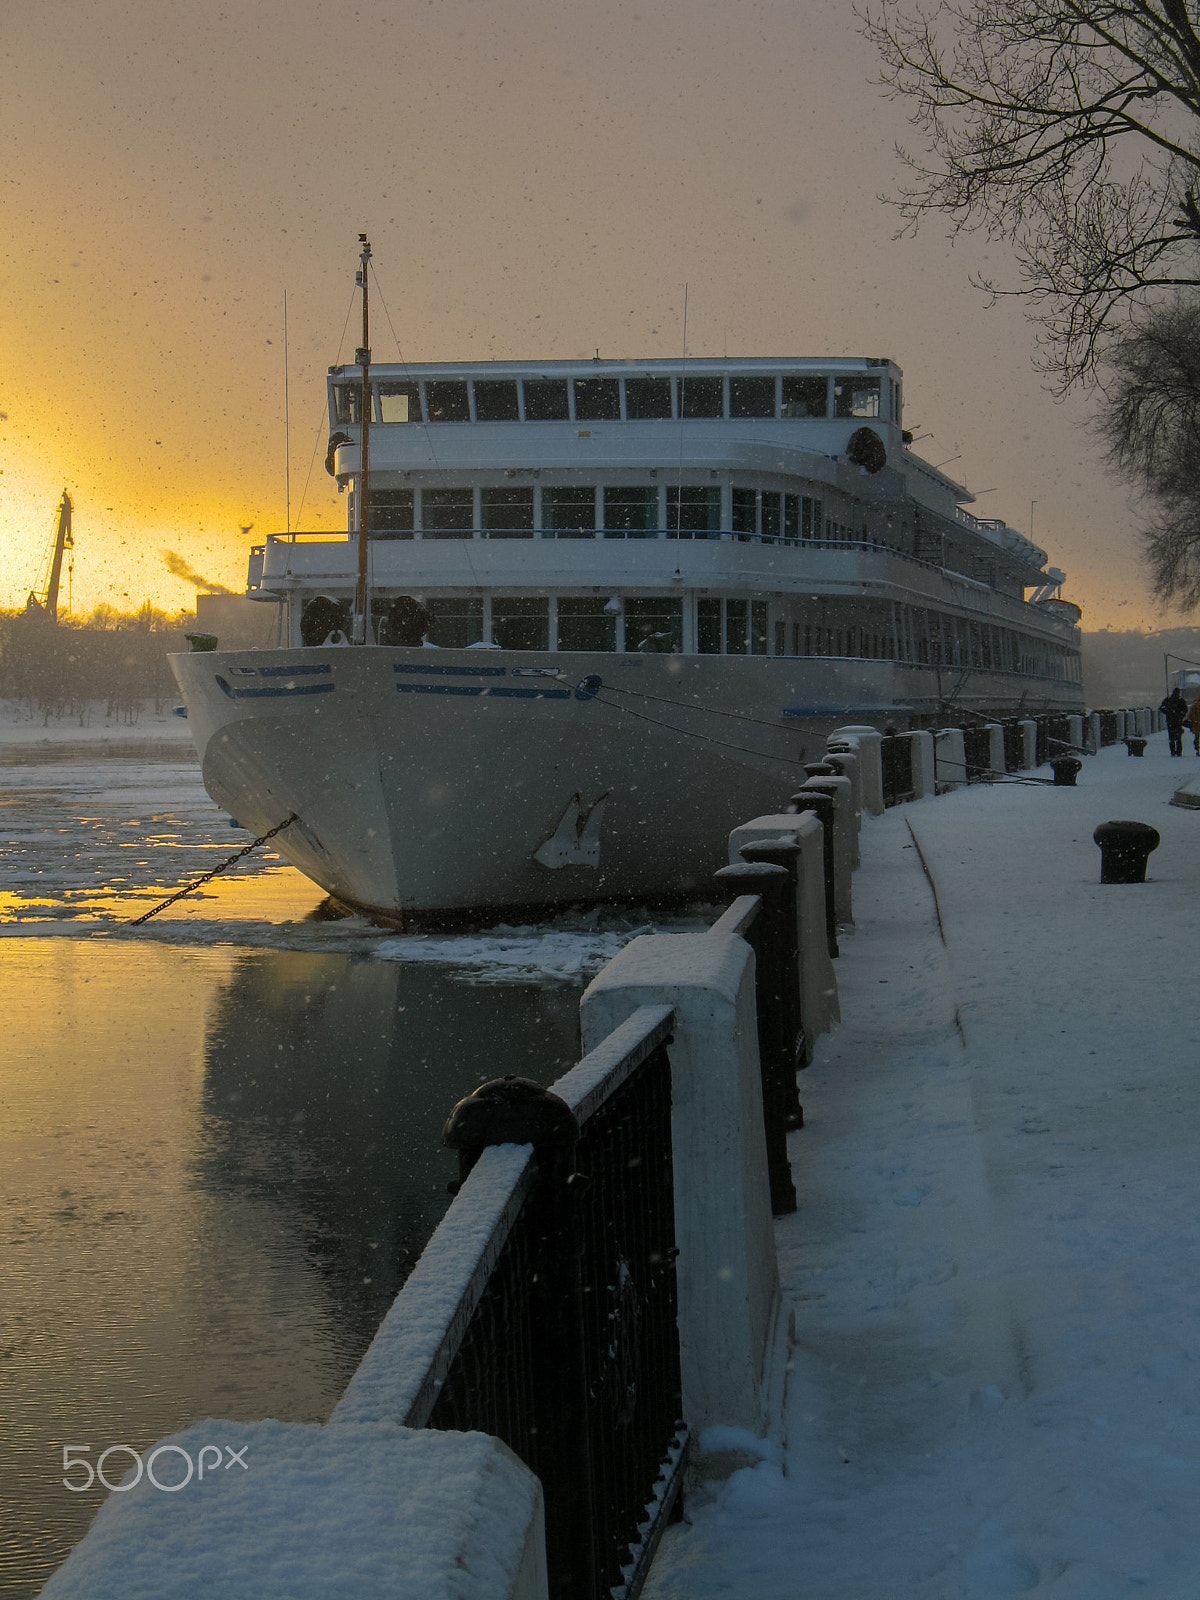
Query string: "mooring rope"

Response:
xmin=126 ymin=813 xmax=300 ymax=927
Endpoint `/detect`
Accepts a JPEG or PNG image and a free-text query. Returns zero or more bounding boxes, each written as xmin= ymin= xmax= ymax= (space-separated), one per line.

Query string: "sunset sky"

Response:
xmin=0 ymin=0 xmax=1179 ymax=630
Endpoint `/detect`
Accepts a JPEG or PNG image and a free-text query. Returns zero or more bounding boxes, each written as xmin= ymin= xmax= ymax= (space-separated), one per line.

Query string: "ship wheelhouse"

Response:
xmin=246 ymin=356 xmax=1081 ymax=714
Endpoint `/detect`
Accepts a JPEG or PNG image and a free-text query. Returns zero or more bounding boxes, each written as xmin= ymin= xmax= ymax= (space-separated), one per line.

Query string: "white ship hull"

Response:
xmin=172 ymin=645 xmax=899 ymax=918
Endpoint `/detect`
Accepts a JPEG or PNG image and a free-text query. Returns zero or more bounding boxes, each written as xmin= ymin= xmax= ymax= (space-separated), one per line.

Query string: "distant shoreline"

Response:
xmin=0 ymin=697 xmax=195 ymax=754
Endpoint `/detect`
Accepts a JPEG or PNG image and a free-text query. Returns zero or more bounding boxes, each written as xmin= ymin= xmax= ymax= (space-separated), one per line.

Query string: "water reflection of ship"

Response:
xmin=194 ymin=950 xmax=581 ymax=1363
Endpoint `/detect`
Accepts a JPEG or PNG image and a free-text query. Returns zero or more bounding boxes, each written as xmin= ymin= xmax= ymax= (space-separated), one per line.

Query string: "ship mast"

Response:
xmin=354 ymin=234 xmax=372 ymax=643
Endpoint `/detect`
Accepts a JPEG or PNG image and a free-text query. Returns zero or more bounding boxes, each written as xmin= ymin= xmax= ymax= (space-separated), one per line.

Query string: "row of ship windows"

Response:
xmin=333 ymin=371 xmax=897 ymax=426
xmin=364 ymin=485 xmax=842 ymax=539
xmin=354 ymin=593 xmax=1079 ymax=679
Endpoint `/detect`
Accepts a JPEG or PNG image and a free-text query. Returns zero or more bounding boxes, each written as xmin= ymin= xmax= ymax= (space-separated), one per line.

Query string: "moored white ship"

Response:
xmin=172 ymin=244 xmax=1082 ymax=919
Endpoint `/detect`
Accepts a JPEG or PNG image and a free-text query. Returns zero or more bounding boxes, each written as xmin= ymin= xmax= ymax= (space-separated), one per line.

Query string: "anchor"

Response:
xmin=533 ymin=790 xmax=610 ymax=869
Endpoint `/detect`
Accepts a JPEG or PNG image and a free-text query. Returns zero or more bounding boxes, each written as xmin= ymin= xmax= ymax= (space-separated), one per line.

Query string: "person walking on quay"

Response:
xmin=1189 ymin=694 xmax=1200 ymax=756
xmin=1161 ymin=686 xmax=1190 ymax=756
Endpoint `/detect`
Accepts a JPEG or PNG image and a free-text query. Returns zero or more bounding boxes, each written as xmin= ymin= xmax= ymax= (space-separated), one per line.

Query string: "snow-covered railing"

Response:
xmin=337 ymin=1002 xmax=687 ymax=1600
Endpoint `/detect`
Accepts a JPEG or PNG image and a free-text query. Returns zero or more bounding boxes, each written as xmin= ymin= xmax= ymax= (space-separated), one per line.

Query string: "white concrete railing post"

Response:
xmin=728 ymin=813 xmax=839 ymax=1043
xmin=1018 ymin=719 xmax=1038 ymax=770
xmin=1115 ymin=709 xmax=1127 ymax=741
xmin=41 ymin=1421 xmax=548 ymax=1600
xmin=934 ymin=728 xmax=967 ymax=788
xmin=580 ymin=933 xmax=779 ymax=1439
xmin=908 ymin=730 xmax=936 ymax=797
xmin=985 ymin=723 xmax=1006 ymax=777
xmin=1086 ymin=711 xmax=1101 ymax=754
xmin=829 ymin=726 xmax=885 ymax=816
xmin=1067 ymin=714 xmax=1083 ymax=750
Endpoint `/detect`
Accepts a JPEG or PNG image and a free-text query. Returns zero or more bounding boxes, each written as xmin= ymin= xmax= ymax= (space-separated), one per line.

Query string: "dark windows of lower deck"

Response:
xmin=697 ymin=598 xmax=768 ymax=654
xmin=481 ymin=487 xmax=534 ymax=536
xmin=493 ymin=597 xmax=549 ymax=651
xmin=603 ymin=487 xmax=657 ymax=537
xmin=557 ymin=597 xmax=616 ymax=652
xmin=625 ymin=597 xmax=683 ymax=653
xmin=542 ymin=487 xmax=596 ymax=536
xmin=426 ymin=598 xmax=483 ymax=648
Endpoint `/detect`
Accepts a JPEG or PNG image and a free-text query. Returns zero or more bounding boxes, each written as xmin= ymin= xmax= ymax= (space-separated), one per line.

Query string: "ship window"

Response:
xmin=492 ymin=596 xmax=549 ymax=651
xmin=726 ymin=599 xmax=749 ymax=655
xmin=625 ymin=596 xmax=682 ymax=653
xmin=834 ymin=377 xmax=880 ymax=418
xmin=697 ymin=598 xmax=722 ymax=654
xmin=367 ymin=488 xmax=414 ymax=538
xmin=425 ymin=381 xmax=470 ymax=422
xmin=481 ymin=487 xmax=534 ymax=536
xmin=542 ymin=486 xmax=596 ymax=536
xmin=782 ymin=376 xmax=827 ymax=418
xmin=729 ymin=376 xmax=775 ymax=418
xmin=761 ymin=493 xmax=782 ymax=541
xmin=333 ymin=383 xmax=362 ymax=424
xmin=732 ymin=488 xmax=757 ymax=537
xmin=523 ymin=379 xmax=570 ymax=421
xmin=574 ymin=378 xmax=621 ymax=421
xmin=557 ymin=596 xmax=617 ymax=652
xmin=752 ymin=601 xmax=769 ymax=655
xmin=426 ymin=597 xmax=483 ymax=648
xmin=422 ymin=488 xmax=474 ymax=537
xmin=378 ymin=382 xmax=422 ymax=423
xmin=774 ymin=619 xmax=786 ymax=656
xmin=680 ymin=376 xmax=723 ymax=418
xmin=802 ymin=497 xmax=822 ymax=539
xmin=603 ymin=486 xmax=657 ymax=537
xmin=666 ymin=485 xmax=721 ymax=537
xmin=784 ymin=494 xmax=800 ymax=540
xmin=624 ymin=377 xmax=672 ymax=419
xmin=473 ymin=380 xmax=520 ymax=421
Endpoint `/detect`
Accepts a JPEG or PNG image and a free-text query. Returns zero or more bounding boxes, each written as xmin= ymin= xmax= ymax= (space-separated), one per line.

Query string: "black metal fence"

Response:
xmin=390 ymin=1004 xmax=686 ymax=1600
xmin=961 ymin=724 xmax=993 ymax=780
xmin=880 ymin=732 xmax=915 ymax=806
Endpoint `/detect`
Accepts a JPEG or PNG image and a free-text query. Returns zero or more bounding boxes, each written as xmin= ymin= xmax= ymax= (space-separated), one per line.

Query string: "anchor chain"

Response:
xmin=126 ymin=813 xmax=300 ymax=927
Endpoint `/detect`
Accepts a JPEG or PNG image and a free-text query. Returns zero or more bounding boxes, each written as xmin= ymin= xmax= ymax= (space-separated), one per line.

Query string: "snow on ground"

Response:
xmin=646 ymin=734 xmax=1200 ymax=1600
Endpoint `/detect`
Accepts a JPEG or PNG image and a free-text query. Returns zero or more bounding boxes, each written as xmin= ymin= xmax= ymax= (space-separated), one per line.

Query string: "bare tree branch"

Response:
xmin=859 ymin=0 xmax=1200 ymax=382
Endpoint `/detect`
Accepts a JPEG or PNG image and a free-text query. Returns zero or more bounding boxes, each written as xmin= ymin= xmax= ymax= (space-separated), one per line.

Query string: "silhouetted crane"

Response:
xmin=25 ymin=491 xmax=73 ymax=622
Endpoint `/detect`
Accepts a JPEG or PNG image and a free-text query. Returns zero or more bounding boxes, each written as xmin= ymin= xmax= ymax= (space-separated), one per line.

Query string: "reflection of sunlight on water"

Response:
xmin=1 ymin=938 xmax=582 ymax=1596
xmin=0 ymin=865 xmax=327 ymax=927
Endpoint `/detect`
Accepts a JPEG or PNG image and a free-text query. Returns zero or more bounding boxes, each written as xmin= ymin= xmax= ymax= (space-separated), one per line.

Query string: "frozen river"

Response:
xmin=0 ymin=718 xmax=694 ymax=1595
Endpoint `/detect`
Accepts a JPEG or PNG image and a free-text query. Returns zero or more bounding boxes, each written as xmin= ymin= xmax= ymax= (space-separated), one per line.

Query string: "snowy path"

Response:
xmin=647 ymin=740 xmax=1200 ymax=1599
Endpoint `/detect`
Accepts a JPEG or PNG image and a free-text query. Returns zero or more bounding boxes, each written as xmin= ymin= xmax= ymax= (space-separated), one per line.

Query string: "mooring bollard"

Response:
xmin=1124 ymin=738 xmax=1147 ymax=757
xmin=787 ymin=790 xmax=838 ymax=957
xmin=1093 ymin=820 xmax=1161 ymax=884
xmin=1050 ymin=756 xmax=1082 ymax=786
xmin=713 ymin=862 xmax=799 ymax=1217
xmin=442 ymin=1077 xmax=598 ymax=1600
